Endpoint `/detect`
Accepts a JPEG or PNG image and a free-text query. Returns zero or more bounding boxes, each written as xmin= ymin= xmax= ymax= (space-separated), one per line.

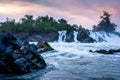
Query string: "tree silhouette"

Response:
xmin=93 ymin=11 xmax=117 ymax=32
xmin=21 ymin=15 xmax=35 ymax=33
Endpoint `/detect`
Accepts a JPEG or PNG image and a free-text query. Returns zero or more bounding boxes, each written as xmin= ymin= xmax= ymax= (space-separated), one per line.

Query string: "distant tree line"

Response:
xmin=0 ymin=11 xmax=117 ymax=34
xmin=0 ymin=15 xmax=75 ymax=33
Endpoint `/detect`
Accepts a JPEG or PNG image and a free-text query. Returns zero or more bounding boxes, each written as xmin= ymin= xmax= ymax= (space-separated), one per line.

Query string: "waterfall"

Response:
xmin=89 ymin=31 xmax=120 ymax=42
xmin=58 ymin=31 xmax=67 ymax=42
xmin=73 ymin=31 xmax=78 ymax=42
xmin=58 ymin=31 xmax=78 ymax=42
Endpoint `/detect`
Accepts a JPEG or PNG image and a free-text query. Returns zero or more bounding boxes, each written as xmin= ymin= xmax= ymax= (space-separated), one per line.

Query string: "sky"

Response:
xmin=0 ymin=0 xmax=120 ymax=31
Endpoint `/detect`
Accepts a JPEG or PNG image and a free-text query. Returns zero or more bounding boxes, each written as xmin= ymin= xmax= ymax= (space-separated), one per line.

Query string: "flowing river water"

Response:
xmin=1 ymin=42 xmax=120 ymax=80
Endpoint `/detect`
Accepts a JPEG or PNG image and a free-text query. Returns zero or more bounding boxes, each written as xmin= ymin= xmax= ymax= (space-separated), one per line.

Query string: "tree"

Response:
xmin=35 ymin=15 xmax=57 ymax=33
xmin=0 ymin=15 xmax=76 ymax=33
xmin=0 ymin=18 xmax=16 ymax=32
xmin=93 ymin=11 xmax=117 ymax=32
xmin=20 ymin=15 xmax=35 ymax=33
xmin=58 ymin=18 xmax=74 ymax=31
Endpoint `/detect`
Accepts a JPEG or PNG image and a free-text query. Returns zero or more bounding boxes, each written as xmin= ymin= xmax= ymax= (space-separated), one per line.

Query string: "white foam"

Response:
xmin=73 ymin=31 xmax=78 ymax=42
xmin=49 ymin=42 xmax=120 ymax=56
xmin=90 ymin=31 xmax=120 ymax=44
xmin=58 ymin=31 xmax=67 ymax=42
xmin=43 ymin=42 xmax=120 ymax=79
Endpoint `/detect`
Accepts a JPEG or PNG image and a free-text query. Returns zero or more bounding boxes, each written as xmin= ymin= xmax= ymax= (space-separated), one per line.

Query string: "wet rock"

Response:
xmin=77 ymin=28 xmax=95 ymax=43
xmin=24 ymin=32 xmax=59 ymax=42
xmin=90 ymin=49 xmax=120 ymax=54
xmin=2 ymin=33 xmax=22 ymax=49
xmin=37 ymin=41 xmax=53 ymax=54
xmin=22 ymin=40 xmax=29 ymax=46
xmin=29 ymin=44 xmax=38 ymax=52
xmin=98 ymin=37 xmax=107 ymax=42
xmin=0 ymin=61 xmax=6 ymax=73
xmin=0 ymin=33 xmax=46 ymax=74
xmin=89 ymin=50 xmax=93 ymax=52
xmin=12 ymin=53 xmax=23 ymax=60
xmin=14 ymin=58 xmax=29 ymax=73
xmin=0 ymin=42 xmax=6 ymax=52
xmin=65 ymin=30 xmax=74 ymax=42
xmin=5 ymin=46 xmax=14 ymax=54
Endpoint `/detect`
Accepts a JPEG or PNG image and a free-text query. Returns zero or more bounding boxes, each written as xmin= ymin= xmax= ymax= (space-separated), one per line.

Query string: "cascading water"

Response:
xmin=58 ymin=31 xmax=67 ymax=42
xmin=73 ymin=31 xmax=78 ymax=42
xmin=89 ymin=31 xmax=120 ymax=43
xmin=58 ymin=30 xmax=120 ymax=43
xmin=3 ymin=34 xmax=120 ymax=80
xmin=41 ymin=42 xmax=120 ymax=80
xmin=58 ymin=31 xmax=78 ymax=42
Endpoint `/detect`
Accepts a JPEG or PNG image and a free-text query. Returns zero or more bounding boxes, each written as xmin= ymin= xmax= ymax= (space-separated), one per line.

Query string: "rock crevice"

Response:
xmin=0 ymin=33 xmax=46 ymax=74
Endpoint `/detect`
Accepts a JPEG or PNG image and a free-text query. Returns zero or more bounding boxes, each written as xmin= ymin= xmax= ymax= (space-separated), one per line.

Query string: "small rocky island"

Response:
xmin=0 ymin=33 xmax=53 ymax=74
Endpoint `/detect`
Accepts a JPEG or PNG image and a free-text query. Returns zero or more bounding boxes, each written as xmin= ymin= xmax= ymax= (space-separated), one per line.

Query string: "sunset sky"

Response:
xmin=0 ymin=0 xmax=120 ymax=31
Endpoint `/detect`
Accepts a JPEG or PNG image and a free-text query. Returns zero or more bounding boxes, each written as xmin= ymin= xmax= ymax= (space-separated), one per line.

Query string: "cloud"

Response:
xmin=0 ymin=0 xmax=120 ymax=30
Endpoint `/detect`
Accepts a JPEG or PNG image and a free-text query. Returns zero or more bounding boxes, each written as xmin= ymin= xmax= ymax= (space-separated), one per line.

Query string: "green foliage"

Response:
xmin=35 ymin=15 xmax=58 ymax=32
xmin=93 ymin=11 xmax=117 ymax=32
xmin=57 ymin=19 xmax=74 ymax=31
xmin=0 ymin=15 xmax=75 ymax=33
xmin=0 ymin=18 xmax=16 ymax=32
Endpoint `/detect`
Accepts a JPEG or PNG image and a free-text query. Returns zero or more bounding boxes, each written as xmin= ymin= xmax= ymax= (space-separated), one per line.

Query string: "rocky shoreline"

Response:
xmin=14 ymin=29 xmax=96 ymax=43
xmin=14 ymin=32 xmax=59 ymax=42
xmin=0 ymin=33 xmax=53 ymax=74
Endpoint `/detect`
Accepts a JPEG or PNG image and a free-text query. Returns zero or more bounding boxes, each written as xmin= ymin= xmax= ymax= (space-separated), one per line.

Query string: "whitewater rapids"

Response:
xmin=40 ymin=42 xmax=120 ymax=80
xmin=2 ymin=42 xmax=120 ymax=80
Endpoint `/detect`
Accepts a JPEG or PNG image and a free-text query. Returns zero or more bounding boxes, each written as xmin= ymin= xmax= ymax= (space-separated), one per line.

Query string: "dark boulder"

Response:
xmin=0 ymin=33 xmax=46 ymax=74
xmin=37 ymin=41 xmax=54 ymax=54
xmin=77 ymin=28 xmax=95 ymax=43
xmin=0 ymin=41 xmax=6 ymax=52
xmin=22 ymin=40 xmax=29 ymax=46
xmin=14 ymin=58 xmax=29 ymax=74
xmin=90 ymin=49 xmax=120 ymax=54
xmin=65 ymin=30 xmax=74 ymax=42
xmin=2 ymin=33 xmax=22 ymax=49
xmin=0 ymin=61 xmax=6 ymax=73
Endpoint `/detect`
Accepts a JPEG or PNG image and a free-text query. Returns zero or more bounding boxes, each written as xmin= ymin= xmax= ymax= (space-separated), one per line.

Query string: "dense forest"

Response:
xmin=0 ymin=15 xmax=76 ymax=33
xmin=0 ymin=11 xmax=117 ymax=34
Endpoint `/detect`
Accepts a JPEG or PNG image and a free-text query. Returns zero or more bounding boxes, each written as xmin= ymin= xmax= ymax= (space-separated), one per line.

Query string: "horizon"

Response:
xmin=0 ymin=0 xmax=120 ymax=31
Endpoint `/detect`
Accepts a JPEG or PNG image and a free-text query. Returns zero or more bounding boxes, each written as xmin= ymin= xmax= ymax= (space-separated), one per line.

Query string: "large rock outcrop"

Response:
xmin=0 ymin=33 xmax=46 ymax=74
xmin=77 ymin=28 xmax=95 ymax=43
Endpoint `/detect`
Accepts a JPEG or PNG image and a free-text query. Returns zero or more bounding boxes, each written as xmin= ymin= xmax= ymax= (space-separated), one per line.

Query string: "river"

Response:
xmin=2 ymin=42 xmax=120 ymax=80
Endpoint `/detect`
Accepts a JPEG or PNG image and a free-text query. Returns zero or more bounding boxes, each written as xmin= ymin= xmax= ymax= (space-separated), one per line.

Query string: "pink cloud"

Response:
xmin=0 ymin=0 xmax=120 ymax=31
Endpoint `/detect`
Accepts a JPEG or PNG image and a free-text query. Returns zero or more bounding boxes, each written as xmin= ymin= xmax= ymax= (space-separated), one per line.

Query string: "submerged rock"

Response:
xmin=0 ymin=33 xmax=46 ymax=74
xmin=90 ymin=49 xmax=120 ymax=54
xmin=37 ymin=41 xmax=54 ymax=54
